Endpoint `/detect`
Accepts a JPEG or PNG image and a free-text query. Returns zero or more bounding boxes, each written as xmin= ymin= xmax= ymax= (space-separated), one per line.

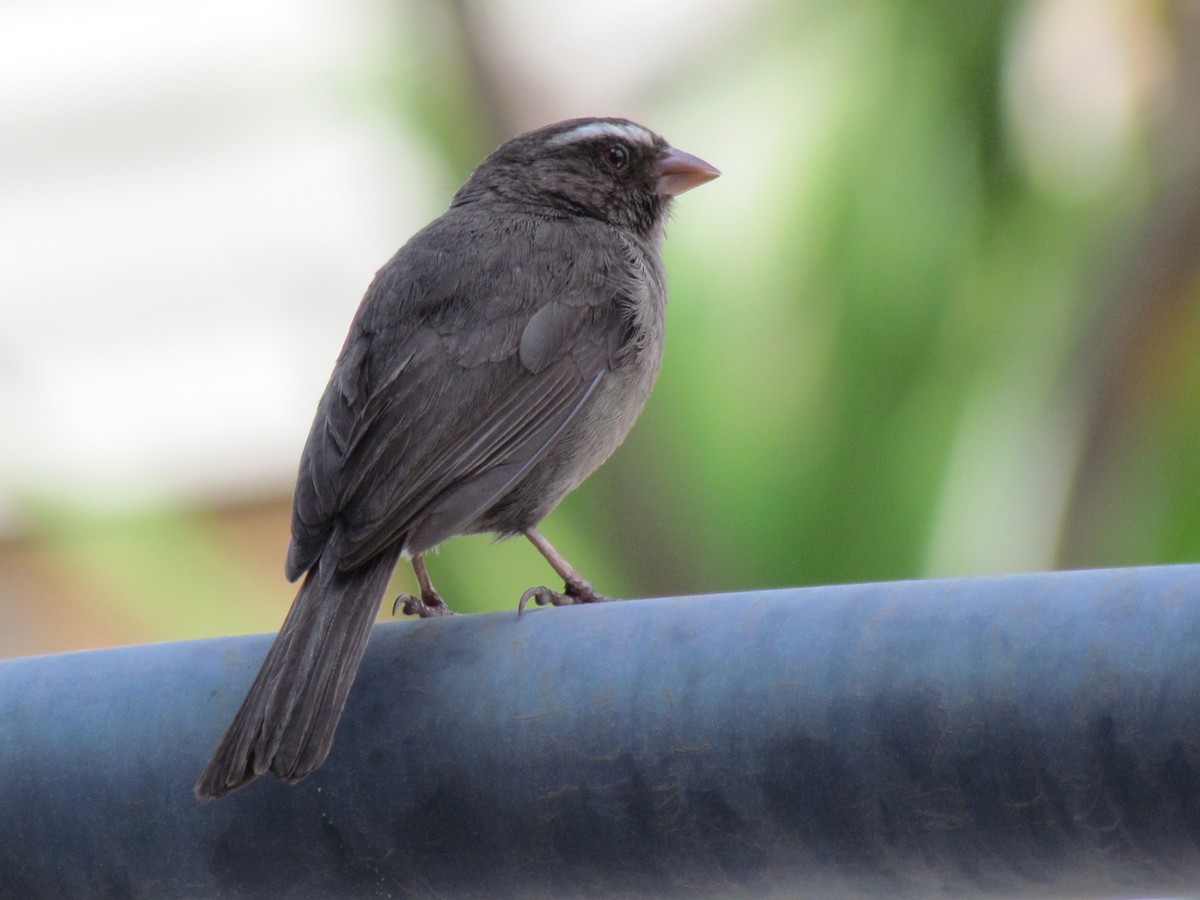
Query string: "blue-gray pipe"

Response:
xmin=3 ymin=565 xmax=1200 ymax=898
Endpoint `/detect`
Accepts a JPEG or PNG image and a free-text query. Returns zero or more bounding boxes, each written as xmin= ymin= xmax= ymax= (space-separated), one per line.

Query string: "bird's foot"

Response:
xmin=518 ymin=580 xmax=612 ymax=615
xmin=393 ymin=591 xmax=455 ymax=618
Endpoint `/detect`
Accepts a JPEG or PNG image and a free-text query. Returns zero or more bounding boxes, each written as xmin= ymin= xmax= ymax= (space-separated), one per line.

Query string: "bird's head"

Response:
xmin=453 ymin=117 xmax=720 ymax=238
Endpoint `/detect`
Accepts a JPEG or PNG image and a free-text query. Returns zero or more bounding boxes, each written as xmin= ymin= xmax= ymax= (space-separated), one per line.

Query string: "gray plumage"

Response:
xmin=195 ymin=117 xmax=718 ymax=800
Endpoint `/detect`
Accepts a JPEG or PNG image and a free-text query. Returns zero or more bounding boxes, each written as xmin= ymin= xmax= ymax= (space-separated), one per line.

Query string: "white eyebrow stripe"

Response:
xmin=548 ymin=121 xmax=655 ymax=148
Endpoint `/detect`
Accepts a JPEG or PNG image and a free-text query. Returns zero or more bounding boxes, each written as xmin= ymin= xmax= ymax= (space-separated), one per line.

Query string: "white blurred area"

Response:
xmin=0 ymin=0 xmax=446 ymax=528
xmin=1003 ymin=0 xmax=1170 ymax=202
xmin=0 ymin=0 xmax=752 ymax=533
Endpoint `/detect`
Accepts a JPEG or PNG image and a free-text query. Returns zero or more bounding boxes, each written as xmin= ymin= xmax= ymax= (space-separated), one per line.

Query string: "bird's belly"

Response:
xmin=472 ymin=347 xmax=661 ymax=536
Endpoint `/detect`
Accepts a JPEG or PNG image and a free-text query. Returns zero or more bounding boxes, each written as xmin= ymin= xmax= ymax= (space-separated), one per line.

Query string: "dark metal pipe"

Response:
xmin=3 ymin=565 xmax=1200 ymax=898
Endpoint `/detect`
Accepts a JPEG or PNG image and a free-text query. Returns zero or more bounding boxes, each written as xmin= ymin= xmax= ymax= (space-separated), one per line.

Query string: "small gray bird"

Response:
xmin=194 ymin=117 xmax=719 ymax=800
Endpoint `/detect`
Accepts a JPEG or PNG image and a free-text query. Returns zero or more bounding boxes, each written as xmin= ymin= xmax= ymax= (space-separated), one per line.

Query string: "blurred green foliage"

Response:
xmin=8 ymin=0 xmax=1200 ymax=652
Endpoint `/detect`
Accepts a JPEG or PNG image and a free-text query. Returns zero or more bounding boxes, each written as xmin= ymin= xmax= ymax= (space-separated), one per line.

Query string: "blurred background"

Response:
xmin=3 ymin=0 xmax=1199 ymax=659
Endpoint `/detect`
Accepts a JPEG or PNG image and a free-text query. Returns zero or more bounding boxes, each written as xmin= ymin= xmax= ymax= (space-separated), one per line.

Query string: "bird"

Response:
xmin=194 ymin=117 xmax=719 ymax=800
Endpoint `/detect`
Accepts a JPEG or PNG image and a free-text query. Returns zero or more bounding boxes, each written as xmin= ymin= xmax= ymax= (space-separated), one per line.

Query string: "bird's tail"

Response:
xmin=194 ymin=549 xmax=400 ymax=800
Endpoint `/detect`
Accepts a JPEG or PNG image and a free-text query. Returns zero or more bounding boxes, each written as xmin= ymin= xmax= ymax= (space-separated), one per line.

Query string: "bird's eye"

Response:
xmin=603 ymin=144 xmax=629 ymax=170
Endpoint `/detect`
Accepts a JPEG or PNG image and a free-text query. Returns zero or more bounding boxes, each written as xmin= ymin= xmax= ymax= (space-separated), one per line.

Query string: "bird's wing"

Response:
xmin=286 ymin=217 xmax=629 ymax=579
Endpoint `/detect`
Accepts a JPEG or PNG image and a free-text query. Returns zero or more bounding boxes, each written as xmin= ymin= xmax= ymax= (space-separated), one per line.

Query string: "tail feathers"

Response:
xmin=194 ymin=549 xmax=400 ymax=800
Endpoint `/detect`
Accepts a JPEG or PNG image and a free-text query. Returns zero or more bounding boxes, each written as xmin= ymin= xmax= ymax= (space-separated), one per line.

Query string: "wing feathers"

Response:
xmin=287 ymin=217 xmax=631 ymax=579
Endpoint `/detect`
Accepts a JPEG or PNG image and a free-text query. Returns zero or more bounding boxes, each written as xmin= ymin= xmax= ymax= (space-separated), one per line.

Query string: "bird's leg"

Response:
xmin=518 ymin=528 xmax=613 ymax=614
xmin=393 ymin=555 xmax=455 ymax=618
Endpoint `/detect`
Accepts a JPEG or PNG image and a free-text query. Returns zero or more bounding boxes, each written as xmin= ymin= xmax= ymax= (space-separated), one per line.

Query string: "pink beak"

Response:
xmin=655 ymin=147 xmax=721 ymax=197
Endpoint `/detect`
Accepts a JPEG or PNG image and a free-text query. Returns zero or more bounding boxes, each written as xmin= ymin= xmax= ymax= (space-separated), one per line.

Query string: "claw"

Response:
xmin=517 ymin=582 xmax=611 ymax=615
xmin=518 ymin=586 xmax=554 ymax=615
xmin=394 ymin=592 xmax=455 ymax=619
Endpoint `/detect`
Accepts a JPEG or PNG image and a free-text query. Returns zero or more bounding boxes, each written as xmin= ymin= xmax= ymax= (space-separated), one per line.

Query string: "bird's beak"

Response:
xmin=655 ymin=147 xmax=721 ymax=197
